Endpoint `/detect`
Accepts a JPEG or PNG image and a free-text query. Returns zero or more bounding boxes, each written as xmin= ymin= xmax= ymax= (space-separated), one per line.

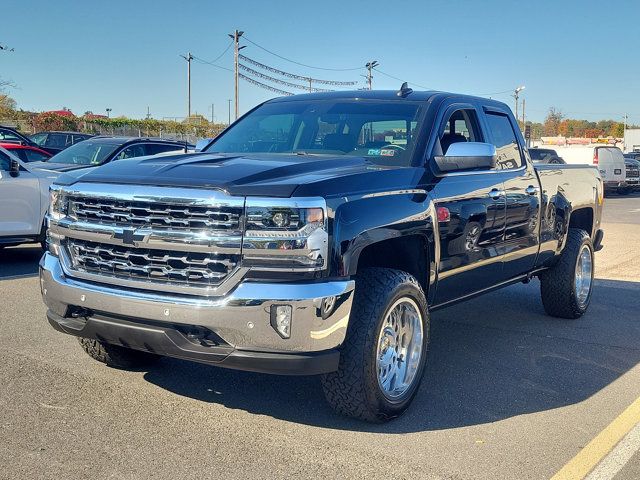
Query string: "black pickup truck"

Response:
xmin=41 ymin=87 xmax=604 ymax=422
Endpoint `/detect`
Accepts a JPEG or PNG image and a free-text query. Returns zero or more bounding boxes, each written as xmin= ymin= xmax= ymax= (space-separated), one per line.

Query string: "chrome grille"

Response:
xmin=65 ymin=238 xmax=239 ymax=287
xmin=68 ymin=197 xmax=242 ymax=232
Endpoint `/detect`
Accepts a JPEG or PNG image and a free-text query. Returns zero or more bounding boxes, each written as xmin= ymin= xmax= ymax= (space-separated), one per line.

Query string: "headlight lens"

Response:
xmin=48 ymin=186 xmax=67 ymax=221
xmin=243 ymin=199 xmax=328 ymax=271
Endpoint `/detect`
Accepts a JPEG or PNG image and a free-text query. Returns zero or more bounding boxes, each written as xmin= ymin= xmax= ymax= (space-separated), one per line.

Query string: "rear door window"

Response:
xmin=113 ymin=144 xmax=148 ymax=160
xmin=45 ymin=133 xmax=68 ymax=148
xmin=146 ymin=143 xmax=183 ymax=155
xmin=484 ymin=112 xmax=523 ymax=170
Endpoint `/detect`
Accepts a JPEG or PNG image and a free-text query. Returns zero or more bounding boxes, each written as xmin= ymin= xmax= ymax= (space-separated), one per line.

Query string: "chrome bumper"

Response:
xmin=40 ymin=253 xmax=354 ymax=355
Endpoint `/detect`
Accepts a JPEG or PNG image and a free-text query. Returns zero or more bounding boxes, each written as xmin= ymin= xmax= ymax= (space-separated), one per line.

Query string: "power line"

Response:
xmin=242 ymin=35 xmax=362 ymax=72
xmin=192 ymin=55 xmax=233 ymax=72
xmin=372 ymin=68 xmax=431 ymax=90
xmin=201 ymin=40 xmax=233 ymax=64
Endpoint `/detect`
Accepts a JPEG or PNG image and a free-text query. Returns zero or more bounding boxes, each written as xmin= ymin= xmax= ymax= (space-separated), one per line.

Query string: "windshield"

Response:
xmin=47 ymin=141 xmax=120 ymax=165
xmin=205 ymin=100 xmax=423 ymax=166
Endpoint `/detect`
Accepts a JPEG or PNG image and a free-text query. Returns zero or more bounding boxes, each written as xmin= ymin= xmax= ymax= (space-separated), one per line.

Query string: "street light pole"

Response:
xmin=106 ymin=108 xmax=112 ymax=118
xmin=365 ymin=61 xmax=379 ymax=90
xmin=513 ymin=85 xmax=525 ymax=124
xmin=180 ymin=52 xmax=194 ymax=119
xmin=229 ymin=30 xmax=245 ymax=120
xmin=227 ymin=99 xmax=232 ymax=125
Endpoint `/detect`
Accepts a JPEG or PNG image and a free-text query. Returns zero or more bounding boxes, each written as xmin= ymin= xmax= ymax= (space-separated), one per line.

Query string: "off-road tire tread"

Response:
xmin=321 ymin=267 xmax=428 ymax=422
xmin=539 ymin=228 xmax=593 ymax=319
xmin=78 ymin=337 xmax=160 ymax=369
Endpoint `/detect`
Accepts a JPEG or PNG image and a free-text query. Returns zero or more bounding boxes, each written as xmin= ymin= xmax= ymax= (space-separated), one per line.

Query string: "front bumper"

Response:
xmin=40 ymin=253 xmax=355 ymax=375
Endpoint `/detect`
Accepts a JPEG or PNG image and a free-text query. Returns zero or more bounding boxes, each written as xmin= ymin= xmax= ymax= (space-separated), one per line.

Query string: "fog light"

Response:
xmin=270 ymin=304 xmax=292 ymax=339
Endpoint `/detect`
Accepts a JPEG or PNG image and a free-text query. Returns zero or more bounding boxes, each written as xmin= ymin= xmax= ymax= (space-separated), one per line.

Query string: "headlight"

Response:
xmin=48 ymin=185 xmax=67 ymax=221
xmin=243 ymin=198 xmax=328 ymax=271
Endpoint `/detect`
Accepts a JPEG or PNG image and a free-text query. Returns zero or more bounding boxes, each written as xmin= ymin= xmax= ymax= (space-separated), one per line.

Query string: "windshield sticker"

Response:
xmin=380 ymin=149 xmax=396 ymax=157
xmin=368 ymin=148 xmax=381 ymax=156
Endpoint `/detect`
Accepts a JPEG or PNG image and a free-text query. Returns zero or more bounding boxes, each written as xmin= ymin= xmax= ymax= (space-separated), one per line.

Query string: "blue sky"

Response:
xmin=2 ymin=0 xmax=639 ymax=123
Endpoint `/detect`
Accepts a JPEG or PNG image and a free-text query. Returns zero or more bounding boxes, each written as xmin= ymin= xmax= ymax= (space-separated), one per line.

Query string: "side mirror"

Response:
xmin=434 ymin=142 xmax=497 ymax=173
xmin=194 ymin=138 xmax=213 ymax=152
xmin=9 ymin=158 xmax=20 ymax=177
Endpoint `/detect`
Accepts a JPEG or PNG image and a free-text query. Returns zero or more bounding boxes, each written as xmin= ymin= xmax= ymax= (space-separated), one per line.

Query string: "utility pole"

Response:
xmin=146 ymin=106 xmax=151 ymax=120
xmin=513 ymin=86 xmax=525 ymax=122
xmin=228 ymin=30 xmax=245 ymax=120
xmin=106 ymin=108 xmax=112 ymax=118
xmin=308 ymin=77 xmax=313 ymax=93
xmin=623 ymin=113 xmax=628 ymax=150
xmin=227 ymin=99 xmax=232 ymax=125
xmin=209 ymin=103 xmax=215 ymax=123
xmin=365 ymin=61 xmax=379 ymax=90
xmin=180 ymin=52 xmax=194 ymax=119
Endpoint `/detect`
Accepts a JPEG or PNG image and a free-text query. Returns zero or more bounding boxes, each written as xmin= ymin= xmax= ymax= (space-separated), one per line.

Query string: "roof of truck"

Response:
xmin=266 ymin=89 xmax=503 ymax=105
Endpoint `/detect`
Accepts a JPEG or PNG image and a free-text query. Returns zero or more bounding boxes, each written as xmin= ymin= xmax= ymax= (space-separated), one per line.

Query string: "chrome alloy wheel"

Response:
xmin=376 ymin=297 xmax=424 ymax=400
xmin=575 ymin=244 xmax=593 ymax=308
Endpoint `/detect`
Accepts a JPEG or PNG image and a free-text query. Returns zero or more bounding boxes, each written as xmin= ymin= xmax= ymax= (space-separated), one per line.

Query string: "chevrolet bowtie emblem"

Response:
xmin=113 ymin=228 xmax=145 ymax=246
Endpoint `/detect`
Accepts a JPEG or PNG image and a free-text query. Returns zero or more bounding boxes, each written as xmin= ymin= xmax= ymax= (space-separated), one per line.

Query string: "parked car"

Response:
xmin=553 ymin=145 xmax=626 ymax=194
xmin=621 ymin=157 xmax=640 ymax=193
xmin=29 ymin=131 xmax=93 ymax=155
xmin=0 ymin=125 xmax=40 ymax=147
xmin=41 ymin=89 xmax=603 ymax=422
xmin=0 ymin=146 xmax=56 ymax=250
xmin=528 ymin=147 xmax=565 ymax=164
xmin=0 ymin=142 xmax=52 ymax=163
xmin=30 ymin=136 xmax=191 ymax=173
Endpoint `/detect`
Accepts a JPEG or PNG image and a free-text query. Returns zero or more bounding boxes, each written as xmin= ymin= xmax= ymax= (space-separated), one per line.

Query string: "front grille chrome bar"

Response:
xmin=50 ymin=183 xmax=247 ymax=296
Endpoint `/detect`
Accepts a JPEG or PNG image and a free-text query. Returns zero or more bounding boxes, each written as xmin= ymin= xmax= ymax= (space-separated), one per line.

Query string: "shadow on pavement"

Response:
xmin=0 ymin=245 xmax=42 ymax=279
xmin=144 ymin=277 xmax=640 ymax=433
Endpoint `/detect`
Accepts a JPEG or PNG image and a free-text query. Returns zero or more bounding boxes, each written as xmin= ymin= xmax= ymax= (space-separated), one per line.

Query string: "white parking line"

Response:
xmin=586 ymin=422 xmax=640 ymax=480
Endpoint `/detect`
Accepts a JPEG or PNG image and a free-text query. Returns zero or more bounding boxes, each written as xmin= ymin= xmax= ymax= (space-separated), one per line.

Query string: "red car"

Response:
xmin=0 ymin=142 xmax=52 ymax=162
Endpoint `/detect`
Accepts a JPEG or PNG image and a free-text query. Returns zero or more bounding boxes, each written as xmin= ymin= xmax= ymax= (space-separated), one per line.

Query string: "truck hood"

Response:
xmin=56 ymin=152 xmax=388 ymax=197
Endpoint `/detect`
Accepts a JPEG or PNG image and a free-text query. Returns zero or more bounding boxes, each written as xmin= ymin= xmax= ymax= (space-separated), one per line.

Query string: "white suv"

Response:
xmin=0 ymin=146 xmax=56 ymax=250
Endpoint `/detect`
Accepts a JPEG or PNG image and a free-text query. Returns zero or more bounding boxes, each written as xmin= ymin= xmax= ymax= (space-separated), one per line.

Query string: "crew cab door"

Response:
xmin=481 ymin=107 xmax=541 ymax=278
xmin=0 ymin=150 xmax=41 ymax=237
xmin=429 ymin=103 xmax=508 ymax=304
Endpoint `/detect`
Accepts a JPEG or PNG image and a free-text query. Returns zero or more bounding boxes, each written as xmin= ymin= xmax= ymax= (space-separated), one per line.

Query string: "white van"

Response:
xmin=553 ymin=145 xmax=626 ymax=193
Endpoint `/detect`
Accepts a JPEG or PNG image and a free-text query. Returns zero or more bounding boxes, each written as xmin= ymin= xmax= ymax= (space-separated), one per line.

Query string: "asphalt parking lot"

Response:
xmin=1 ymin=194 xmax=639 ymax=480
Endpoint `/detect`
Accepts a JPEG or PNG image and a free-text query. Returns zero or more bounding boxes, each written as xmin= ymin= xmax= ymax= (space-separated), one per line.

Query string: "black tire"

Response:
xmin=321 ymin=268 xmax=430 ymax=422
xmin=78 ymin=337 xmax=161 ymax=369
xmin=539 ymin=228 xmax=594 ymax=319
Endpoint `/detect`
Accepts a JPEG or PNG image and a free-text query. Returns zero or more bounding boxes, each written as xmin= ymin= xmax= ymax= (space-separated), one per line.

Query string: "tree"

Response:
xmin=543 ymin=107 xmax=564 ymax=136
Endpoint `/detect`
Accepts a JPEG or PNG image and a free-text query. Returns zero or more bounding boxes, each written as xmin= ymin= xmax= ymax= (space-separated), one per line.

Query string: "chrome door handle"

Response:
xmin=488 ymin=189 xmax=505 ymax=200
xmin=525 ymin=185 xmax=540 ymax=195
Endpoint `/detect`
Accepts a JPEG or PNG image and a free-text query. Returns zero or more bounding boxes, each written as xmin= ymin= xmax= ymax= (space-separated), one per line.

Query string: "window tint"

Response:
xmin=30 ymin=133 xmax=47 ymax=146
xmin=0 ymin=150 xmax=11 ymax=170
xmin=146 ymin=143 xmax=183 ymax=155
xmin=72 ymin=134 xmax=89 ymax=144
xmin=45 ymin=133 xmax=69 ymax=148
xmin=485 ymin=113 xmax=522 ymax=170
xmin=24 ymin=149 xmax=50 ymax=162
xmin=438 ymin=109 xmax=481 ymax=156
xmin=0 ymin=128 xmax=23 ymax=142
xmin=114 ymin=144 xmax=148 ymax=160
